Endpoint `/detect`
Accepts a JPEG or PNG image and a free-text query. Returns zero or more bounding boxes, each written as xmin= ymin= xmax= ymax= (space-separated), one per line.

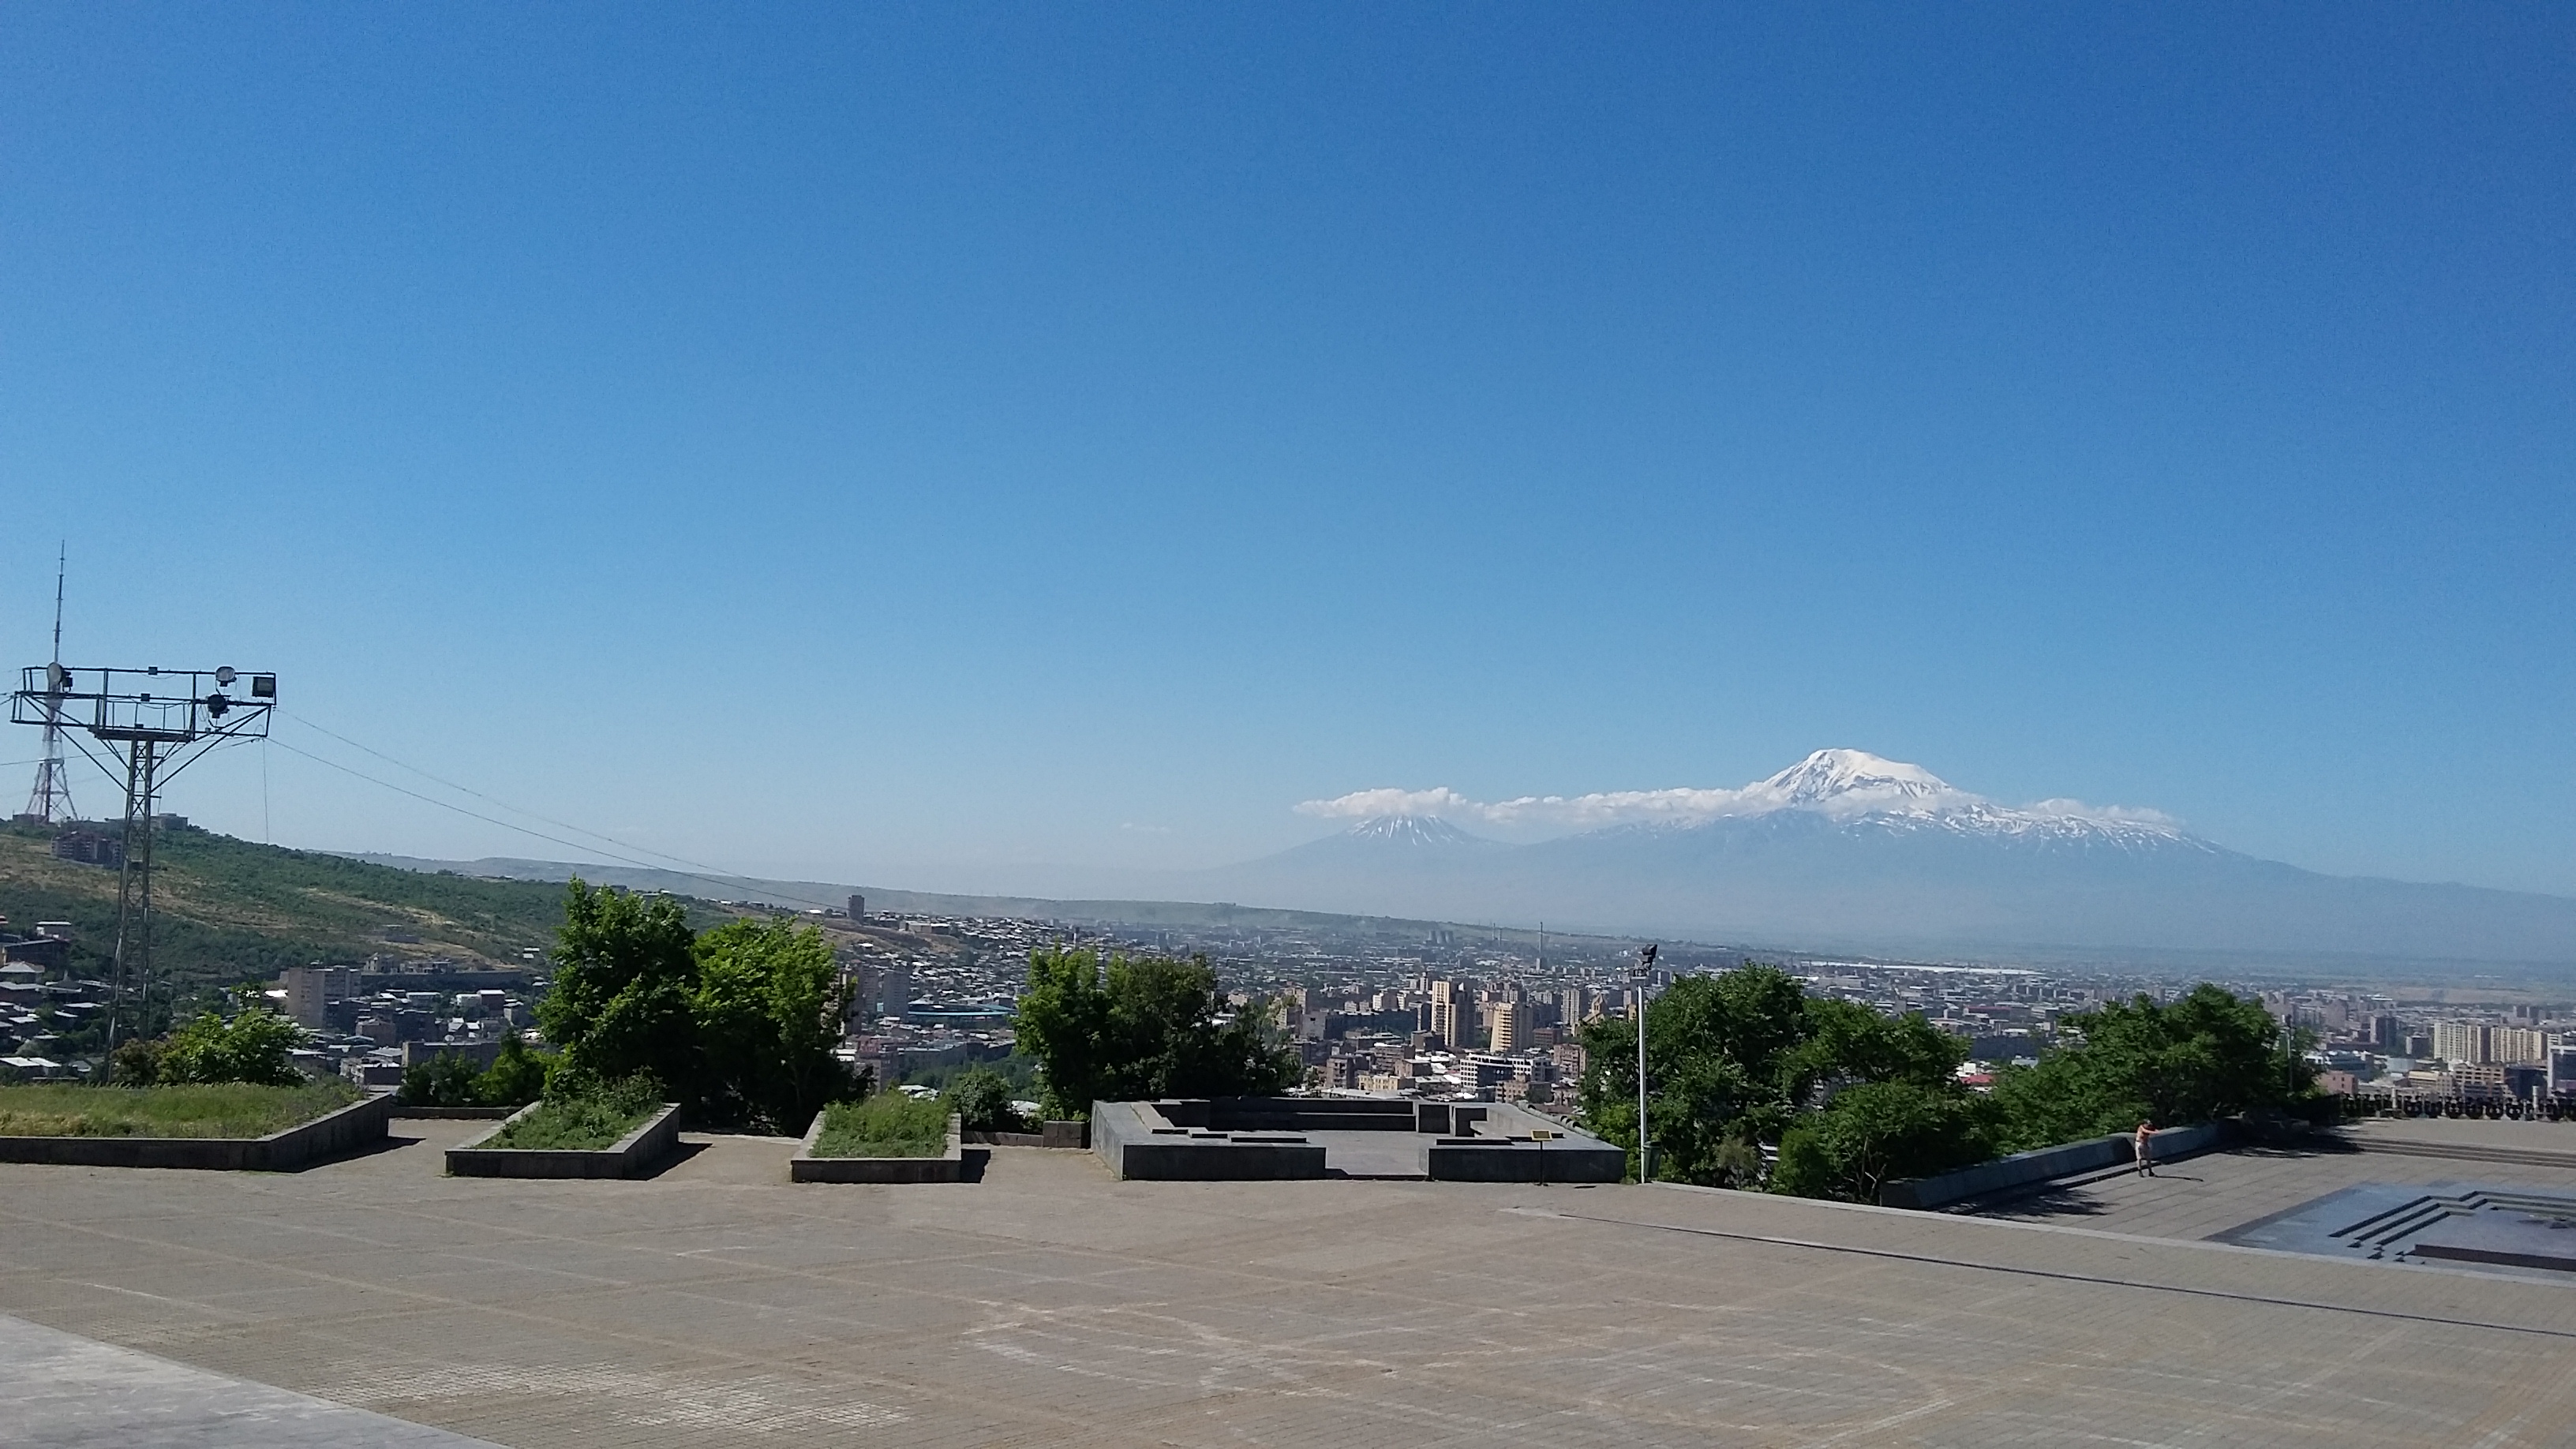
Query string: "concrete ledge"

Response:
xmin=961 ymin=1120 xmax=1088 ymax=1148
xmin=792 ymin=1112 xmax=966 ymax=1183
xmin=445 ymin=1101 xmax=681 ymax=1178
xmin=0 ymin=1090 xmax=392 ymax=1171
xmin=1091 ymin=1099 xmax=1327 ymax=1180
xmin=390 ymin=1105 xmax=518 ymax=1120
xmin=1880 ymin=1120 xmax=2236 ymax=1210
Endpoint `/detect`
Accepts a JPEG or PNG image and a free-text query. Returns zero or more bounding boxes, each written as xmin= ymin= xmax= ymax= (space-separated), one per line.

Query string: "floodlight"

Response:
xmin=215 ymin=667 xmax=237 ymax=686
xmin=44 ymin=663 xmax=69 ymax=692
xmin=204 ymin=693 xmax=230 ymax=720
xmin=251 ymin=674 xmax=276 ymax=698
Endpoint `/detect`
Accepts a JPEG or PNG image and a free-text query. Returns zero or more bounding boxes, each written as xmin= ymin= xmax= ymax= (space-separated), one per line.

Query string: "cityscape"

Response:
xmin=5 ymin=6 xmax=2573 ymax=1447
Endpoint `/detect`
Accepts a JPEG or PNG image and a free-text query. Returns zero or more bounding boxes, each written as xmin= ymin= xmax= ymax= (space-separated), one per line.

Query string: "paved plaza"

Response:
xmin=4 ymin=1116 xmax=2576 ymax=1447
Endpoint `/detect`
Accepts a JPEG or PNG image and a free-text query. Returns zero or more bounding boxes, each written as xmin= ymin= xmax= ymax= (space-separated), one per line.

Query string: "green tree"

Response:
xmin=155 ymin=1005 xmax=303 ymax=1086
xmin=690 ymin=917 xmax=856 ymax=1133
xmin=944 ymin=1064 xmax=1025 ymax=1133
xmin=535 ymin=880 xmax=697 ymax=1091
xmin=1769 ymin=1080 xmax=1995 ymax=1203
xmin=1989 ymin=984 xmax=2307 ymax=1151
xmin=399 ymin=1050 xmax=485 ymax=1108
xmin=476 ymin=1034 xmax=551 ymax=1108
xmin=1013 ymin=949 xmax=1299 ymax=1118
xmin=1578 ymin=966 xmax=1814 ymax=1185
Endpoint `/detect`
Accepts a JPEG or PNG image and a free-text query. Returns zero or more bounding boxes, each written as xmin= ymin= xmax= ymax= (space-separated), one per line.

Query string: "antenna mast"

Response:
xmin=19 ymin=546 xmax=77 ymax=824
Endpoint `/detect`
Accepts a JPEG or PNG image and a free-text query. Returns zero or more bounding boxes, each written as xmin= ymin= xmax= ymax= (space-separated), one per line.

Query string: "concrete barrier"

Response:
xmin=390 ymin=1105 xmax=517 ymax=1120
xmin=1091 ymin=1100 xmax=1327 ymax=1180
xmin=1879 ymin=1120 xmax=2237 ymax=1210
xmin=792 ymin=1112 xmax=970 ymax=1184
xmin=0 ymin=1089 xmax=395 ymax=1171
xmin=445 ymin=1102 xmax=682 ymax=1178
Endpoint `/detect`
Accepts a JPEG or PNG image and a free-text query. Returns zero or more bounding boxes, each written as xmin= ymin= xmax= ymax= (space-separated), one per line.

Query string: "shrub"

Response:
xmin=155 ymin=1007 xmax=303 ymax=1087
xmin=476 ymin=1035 xmax=550 ymax=1108
xmin=943 ymin=1065 xmax=1027 ymax=1133
xmin=482 ymin=1071 xmax=663 ymax=1151
xmin=399 ymin=1051 xmax=485 ymax=1109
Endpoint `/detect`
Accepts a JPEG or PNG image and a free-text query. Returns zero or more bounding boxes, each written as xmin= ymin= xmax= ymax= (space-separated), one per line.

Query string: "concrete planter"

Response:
xmin=445 ymin=1100 xmax=682 ymax=1178
xmin=792 ymin=1111 xmax=968 ymax=1184
xmin=960 ymin=1120 xmax=1088 ymax=1148
xmin=0 ymin=1090 xmax=392 ymax=1171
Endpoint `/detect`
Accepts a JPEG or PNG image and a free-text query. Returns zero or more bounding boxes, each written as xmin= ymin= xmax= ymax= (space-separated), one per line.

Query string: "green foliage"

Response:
xmin=532 ymin=885 xmax=857 ymax=1134
xmin=1771 ymin=1081 xmax=1997 ymax=1203
xmin=482 ymin=1071 xmax=661 ymax=1151
xmin=691 ymin=917 xmax=856 ymax=1134
xmin=476 ymin=1035 xmax=550 ymax=1108
xmin=1013 ymin=949 xmax=1300 ymax=1118
xmin=943 ymin=1064 xmax=1026 ymax=1133
xmin=109 ymin=1035 xmax=165 ymax=1087
xmin=0 ymin=1080 xmax=358 ymax=1138
xmin=1578 ymin=964 xmax=1986 ymax=1193
xmin=536 ymin=880 xmax=697 ymax=1089
xmin=1989 ymin=985 xmax=2309 ymax=1151
xmin=155 ymin=1006 xmax=304 ymax=1086
xmin=898 ymin=1052 xmax=1038 ymax=1096
xmin=399 ymin=1050 xmax=486 ymax=1109
xmin=811 ymin=1092 xmax=951 ymax=1158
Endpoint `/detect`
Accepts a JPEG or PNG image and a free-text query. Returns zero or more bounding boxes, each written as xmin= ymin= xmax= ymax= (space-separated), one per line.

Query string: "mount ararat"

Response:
xmin=1193 ymin=751 xmax=2576 ymax=970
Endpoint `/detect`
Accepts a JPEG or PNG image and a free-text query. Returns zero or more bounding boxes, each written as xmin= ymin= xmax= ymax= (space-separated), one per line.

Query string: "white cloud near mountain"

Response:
xmin=1295 ymin=751 xmax=2182 ymax=837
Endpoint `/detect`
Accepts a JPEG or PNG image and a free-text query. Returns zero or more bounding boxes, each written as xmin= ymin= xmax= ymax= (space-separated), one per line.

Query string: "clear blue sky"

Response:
xmin=2 ymin=5 xmax=2570 ymax=897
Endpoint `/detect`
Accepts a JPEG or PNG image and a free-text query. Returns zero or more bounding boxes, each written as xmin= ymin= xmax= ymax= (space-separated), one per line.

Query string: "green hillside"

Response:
xmin=0 ymin=820 xmax=576 ymax=990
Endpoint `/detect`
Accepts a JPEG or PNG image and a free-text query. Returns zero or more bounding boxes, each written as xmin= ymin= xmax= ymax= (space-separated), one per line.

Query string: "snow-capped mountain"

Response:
xmin=1654 ymin=747 xmax=2200 ymax=848
xmin=1192 ymin=751 xmax=2576 ymax=969
xmin=1334 ymin=814 xmax=1495 ymax=848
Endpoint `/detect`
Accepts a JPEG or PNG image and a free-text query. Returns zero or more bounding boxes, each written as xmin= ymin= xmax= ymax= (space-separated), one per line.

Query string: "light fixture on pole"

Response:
xmin=1634 ymin=942 xmax=1657 ymax=1182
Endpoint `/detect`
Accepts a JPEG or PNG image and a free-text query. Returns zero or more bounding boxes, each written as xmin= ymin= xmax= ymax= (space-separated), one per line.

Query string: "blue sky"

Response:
xmin=2 ymin=5 xmax=2570 ymax=897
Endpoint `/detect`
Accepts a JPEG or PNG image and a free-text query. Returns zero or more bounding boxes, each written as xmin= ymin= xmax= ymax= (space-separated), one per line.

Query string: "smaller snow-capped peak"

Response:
xmin=1342 ymin=814 xmax=1486 ymax=848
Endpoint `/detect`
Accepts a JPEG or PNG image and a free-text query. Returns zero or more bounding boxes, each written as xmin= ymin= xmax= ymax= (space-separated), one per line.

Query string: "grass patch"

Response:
xmin=811 ymin=1094 xmax=950 ymax=1158
xmin=481 ymin=1076 xmax=663 ymax=1151
xmin=0 ymin=1080 xmax=361 ymax=1139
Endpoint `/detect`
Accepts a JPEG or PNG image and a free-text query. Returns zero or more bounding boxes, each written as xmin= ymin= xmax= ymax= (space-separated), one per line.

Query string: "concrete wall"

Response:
xmin=445 ymin=1102 xmax=682 ymax=1179
xmin=1879 ymin=1120 xmax=2237 ymax=1210
xmin=1091 ymin=1100 xmax=1328 ymax=1181
xmin=1425 ymin=1100 xmax=1626 ymax=1182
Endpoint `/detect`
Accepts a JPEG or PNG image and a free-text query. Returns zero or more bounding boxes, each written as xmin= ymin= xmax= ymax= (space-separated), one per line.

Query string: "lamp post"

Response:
xmin=1635 ymin=943 xmax=1657 ymax=1181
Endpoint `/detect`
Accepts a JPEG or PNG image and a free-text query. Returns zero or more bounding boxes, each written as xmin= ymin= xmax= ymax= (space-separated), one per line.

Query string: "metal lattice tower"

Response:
xmin=11 ymin=662 xmax=276 ymax=1044
xmin=19 ymin=547 xmax=77 ymax=825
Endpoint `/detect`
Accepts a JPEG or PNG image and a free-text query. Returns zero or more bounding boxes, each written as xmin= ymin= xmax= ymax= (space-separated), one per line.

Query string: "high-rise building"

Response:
xmin=2433 ymin=1020 xmax=2492 ymax=1066
xmin=847 ymin=893 xmax=865 ymax=923
xmin=279 ymin=965 xmax=356 ymax=1029
xmin=2495 ymin=1026 xmax=2548 ymax=1065
xmin=1488 ymin=1001 xmax=1520 ymax=1054
xmin=1430 ymin=979 xmax=1473 ymax=1049
xmin=2370 ymin=1014 xmax=2404 ymax=1051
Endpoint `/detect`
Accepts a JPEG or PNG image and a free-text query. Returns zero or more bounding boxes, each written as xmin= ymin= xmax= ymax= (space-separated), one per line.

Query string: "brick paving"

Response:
xmin=0 ymin=1115 xmax=2572 ymax=1446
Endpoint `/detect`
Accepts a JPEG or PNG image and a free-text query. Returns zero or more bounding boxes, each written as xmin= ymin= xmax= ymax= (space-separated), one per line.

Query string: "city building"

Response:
xmin=279 ymin=965 xmax=358 ymax=1030
xmin=1488 ymin=1000 xmax=1519 ymax=1054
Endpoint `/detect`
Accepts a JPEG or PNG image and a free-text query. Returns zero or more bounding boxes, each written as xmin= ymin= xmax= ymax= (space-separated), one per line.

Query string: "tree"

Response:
xmin=1769 ymin=1081 xmax=1995 ymax=1203
xmin=1578 ymin=965 xmax=1847 ymax=1185
xmin=1989 ymin=985 xmax=2308 ymax=1151
xmin=476 ymin=1034 xmax=551 ymax=1108
xmin=691 ymin=918 xmax=856 ymax=1134
xmin=399 ymin=1050 xmax=485 ymax=1109
xmin=155 ymin=1005 xmax=303 ymax=1086
xmin=535 ymin=880 xmax=697 ymax=1090
xmin=533 ymin=882 xmax=859 ymax=1133
xmin=1013 ymin=949 xmax=1299 ymax=1118
xmin=944 ymin=1064 xmax=1025 ymax=1133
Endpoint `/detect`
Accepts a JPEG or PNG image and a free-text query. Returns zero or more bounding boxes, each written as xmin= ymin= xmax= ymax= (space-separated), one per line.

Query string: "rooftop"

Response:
xmin=5 ymin=1118 xmax=2576 ymax=1446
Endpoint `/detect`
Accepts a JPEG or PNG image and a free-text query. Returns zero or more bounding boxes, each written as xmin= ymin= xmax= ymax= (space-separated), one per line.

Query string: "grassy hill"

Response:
xmin=0 ymin=820 xmax=577 ymax=990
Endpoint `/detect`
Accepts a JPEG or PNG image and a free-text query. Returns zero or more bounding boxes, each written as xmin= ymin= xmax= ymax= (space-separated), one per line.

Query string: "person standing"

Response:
xmin=2134 ymin=1120 xmax=2156 ymax=1177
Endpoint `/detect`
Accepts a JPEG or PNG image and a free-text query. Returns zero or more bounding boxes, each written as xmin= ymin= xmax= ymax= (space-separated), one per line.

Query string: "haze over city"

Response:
xmin=4 ymin=6 xmax=2571 ymax=915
